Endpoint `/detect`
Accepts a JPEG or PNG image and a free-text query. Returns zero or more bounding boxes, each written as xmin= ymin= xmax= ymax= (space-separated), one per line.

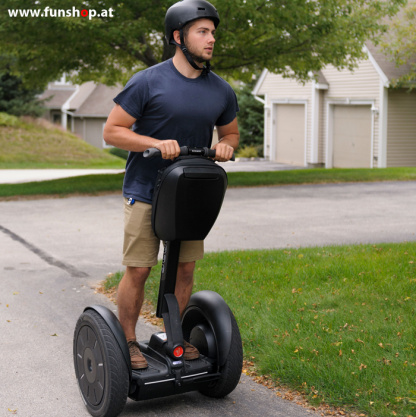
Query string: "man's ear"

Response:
xmin=173 ymin=29 xmax=181 ymax=44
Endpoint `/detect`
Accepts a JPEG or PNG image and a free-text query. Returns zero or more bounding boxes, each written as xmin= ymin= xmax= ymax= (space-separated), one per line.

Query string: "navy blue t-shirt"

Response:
xmin=113 ymin=59 xmax=239 ymax=204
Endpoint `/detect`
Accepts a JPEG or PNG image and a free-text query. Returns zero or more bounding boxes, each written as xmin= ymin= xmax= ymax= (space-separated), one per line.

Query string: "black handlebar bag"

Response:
xmin=151 ymin=157 xmax=228 ymax=242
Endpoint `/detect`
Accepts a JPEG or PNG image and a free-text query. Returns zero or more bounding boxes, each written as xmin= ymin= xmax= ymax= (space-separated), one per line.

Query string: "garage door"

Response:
xmin=332 ymin=105 xmax=372 ymax=168
xmin=275 ymin=104 xmax=305 ymax=166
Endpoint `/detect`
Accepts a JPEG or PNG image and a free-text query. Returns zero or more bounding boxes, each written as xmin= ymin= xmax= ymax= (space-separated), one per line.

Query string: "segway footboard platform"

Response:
xmin=128 ymin=339 xmax=220 ymax=401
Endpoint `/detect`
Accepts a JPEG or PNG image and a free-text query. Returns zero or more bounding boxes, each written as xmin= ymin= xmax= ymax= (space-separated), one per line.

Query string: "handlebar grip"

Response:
xmin=206 ymin=149 xmax=216 ymax=158
xmin=143 ymin=148 xmax=162 ymax=159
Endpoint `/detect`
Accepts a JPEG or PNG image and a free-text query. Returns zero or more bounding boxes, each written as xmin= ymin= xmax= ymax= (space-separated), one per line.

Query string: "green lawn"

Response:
xmin=105 ymin=242 xmax=416 ymax=417
xmin=0 ymin=114 xmax=125 ymax=169
xmin=1 ymin=167 xmax=416 ymax=199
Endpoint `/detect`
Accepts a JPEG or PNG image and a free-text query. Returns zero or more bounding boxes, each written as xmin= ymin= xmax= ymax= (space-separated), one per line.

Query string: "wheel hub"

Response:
xmin=75 ymin=325 xmax=105 ymax=406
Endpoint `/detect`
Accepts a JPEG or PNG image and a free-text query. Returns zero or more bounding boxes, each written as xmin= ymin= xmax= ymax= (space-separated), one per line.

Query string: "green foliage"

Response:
xmin=236 ymin=145 xmax=260 ymax=158
xmin=0 ymin=0 xmax=406 ymax=88
xmin=0 ymin=112 xmax=19 ymax=126
xmin=108 ymin=147 xmax=129 ymax=160
xmin=227 ymin=167 xmax=416 ymax=187
xmin=0 ymin=115 xmax=125 ymax=168
xmin=0 ymin=70 xmax=46 ymax=117
xmin=381 ymin=2 xmax=416 ymax=88
xmin=235 ymin=82 xmax=263 ymax=152
xmin=0 ymin=173 xmax=125 ymax=198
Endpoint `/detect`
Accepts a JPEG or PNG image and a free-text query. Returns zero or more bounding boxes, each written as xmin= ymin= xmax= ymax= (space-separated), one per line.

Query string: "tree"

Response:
xmin=0 ymin=0 xmax=406 ymax=88
xmin=381 ymin=1 xmax=416 ymax=88
xmin=0 ymin=60 xmax=46 ymax=117
xmin=235 ymin=82 xmax=264 ymax=154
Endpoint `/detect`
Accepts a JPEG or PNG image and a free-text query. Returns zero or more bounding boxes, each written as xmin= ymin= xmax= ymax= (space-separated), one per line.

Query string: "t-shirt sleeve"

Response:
xmin=113 ymin=72 xmax=149 ymax=120
xmin=215 ymin=84 xmax=239 ymax=126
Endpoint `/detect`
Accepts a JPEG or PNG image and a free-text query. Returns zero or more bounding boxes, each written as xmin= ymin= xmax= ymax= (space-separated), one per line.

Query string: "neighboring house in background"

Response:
xmin=39 ymin=75 xmax=122 ymax=149
xmin=252 ymin=42 xmax=416 ymax=168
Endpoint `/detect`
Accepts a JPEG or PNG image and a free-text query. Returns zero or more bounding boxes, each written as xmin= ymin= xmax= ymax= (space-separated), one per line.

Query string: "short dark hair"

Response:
xmin=182 ymin=20 xmax=194 ymax=39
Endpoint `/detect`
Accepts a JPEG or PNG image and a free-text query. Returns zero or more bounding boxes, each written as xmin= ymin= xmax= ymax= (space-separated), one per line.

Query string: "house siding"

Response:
xmin=256 ymin=57 xmax=382 ymax=166
xmin=387 ymin=88 xmax=416 ymax=167
xmin=257 ymin=73 xmax=313 ymax=163
xmin=321 ymin=60 xmax=380 ymax=165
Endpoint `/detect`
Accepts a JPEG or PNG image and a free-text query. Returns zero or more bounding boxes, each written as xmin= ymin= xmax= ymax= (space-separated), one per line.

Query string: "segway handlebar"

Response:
xmin=143 ymin=146 xmax=235 ymax=161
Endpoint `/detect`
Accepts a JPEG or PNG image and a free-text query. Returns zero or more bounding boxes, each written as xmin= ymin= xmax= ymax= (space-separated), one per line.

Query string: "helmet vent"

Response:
xmin=198 ymin=7 xmax=206 ymax=10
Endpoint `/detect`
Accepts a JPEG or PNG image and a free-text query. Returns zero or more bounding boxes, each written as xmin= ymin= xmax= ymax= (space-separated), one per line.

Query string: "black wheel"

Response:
xmin=183 ymin=305 xmax=243 ymax=398
xmin=73 ymin=310 xmax=129 ymax=417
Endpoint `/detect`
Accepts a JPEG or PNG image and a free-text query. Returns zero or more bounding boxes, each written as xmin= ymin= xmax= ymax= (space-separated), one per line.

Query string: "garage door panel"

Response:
xmin=275 ymin=104 xmax=305 ymax=166
xmin=333 ymin=105 xmax=371 ymax=168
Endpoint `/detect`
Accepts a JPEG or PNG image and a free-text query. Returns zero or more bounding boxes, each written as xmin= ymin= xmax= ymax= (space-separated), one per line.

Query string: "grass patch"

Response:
xmin=228 ymin=167 xmax=416 ymax=187
xmin=1 ymin=167 xmax=416 ymax=199
xmin=0 ymin=115 xmax=125 ymax=169
xmin=105 ymin=242 xmax=416 ymax=417
xmin=0 ymin=173 xmax=124 ymax=198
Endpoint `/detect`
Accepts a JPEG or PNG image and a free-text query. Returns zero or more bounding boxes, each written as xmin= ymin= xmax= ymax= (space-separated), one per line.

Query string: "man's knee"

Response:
xmin=125 ymin=266 xmax=152 ymax=286
xmin=177 ymin=262 xmax=195 ymax=283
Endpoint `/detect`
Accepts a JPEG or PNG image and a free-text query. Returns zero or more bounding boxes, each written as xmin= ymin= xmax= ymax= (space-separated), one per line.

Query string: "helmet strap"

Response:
xmin=176 ymin=29 xmax=211 ymax=76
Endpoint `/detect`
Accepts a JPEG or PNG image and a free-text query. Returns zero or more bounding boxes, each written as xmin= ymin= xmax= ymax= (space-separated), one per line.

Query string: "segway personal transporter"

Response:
xmin=73 ymin=146 xmax=243 ymax=417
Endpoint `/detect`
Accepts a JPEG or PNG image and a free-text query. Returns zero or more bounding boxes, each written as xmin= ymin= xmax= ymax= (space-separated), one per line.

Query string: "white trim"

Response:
xmin=72 ymin=114 xmax=110 ymax=118
xmin=252 ymin=68 xmax=269 ymax=96
xmin=378 ymin=82 xmax=389 ymax=168
xmin=61 ymin=86 xmax=79 ymax=131
xmin=315 ymin=83 xmax=329 ymax=90
xmin=253 ymin=94 xmax=266 ymax=105
xmin=271 ymin=99 xmax=308 ymax=166
xmin=310 ymin=82 xmax=320 ymax=163
xmin=252 ymin=69 xmax=271 ymax=159
xmin=263 ymin=93 xmax=270 ymax=159
xmin=364 ymin=45 xmax=389 ymax=88
xmin=102 ymin=122 xmax=112 ymax=148
xmin=325 ymin=99 xmax=375 ymax=168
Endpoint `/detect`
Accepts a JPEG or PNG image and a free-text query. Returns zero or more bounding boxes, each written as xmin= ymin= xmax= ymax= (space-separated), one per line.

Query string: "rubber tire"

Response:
xmin=198 ymin=309 xmax=243 ymax=398
xmin=73 ymin=310 xmax=129 ymax=417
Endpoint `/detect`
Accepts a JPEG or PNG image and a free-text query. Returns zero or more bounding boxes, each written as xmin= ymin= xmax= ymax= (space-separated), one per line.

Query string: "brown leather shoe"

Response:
xmin=127 ymin=340 xmax=148 ymax=369
xmin=183 ymin=340 xmax=200 ymax=360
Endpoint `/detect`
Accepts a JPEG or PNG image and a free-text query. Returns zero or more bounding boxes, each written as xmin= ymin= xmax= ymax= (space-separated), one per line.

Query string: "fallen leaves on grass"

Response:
xmin=242 ymin=360 xmax=360 ymax=416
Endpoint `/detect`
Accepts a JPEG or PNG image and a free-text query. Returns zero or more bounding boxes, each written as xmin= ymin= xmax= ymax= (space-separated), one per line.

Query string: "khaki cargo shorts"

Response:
xmin=122 ymin=199 xmax=204 ymax=267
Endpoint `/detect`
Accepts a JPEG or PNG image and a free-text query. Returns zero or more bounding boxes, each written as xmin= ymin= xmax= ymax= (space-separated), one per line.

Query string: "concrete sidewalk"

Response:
xmin=0 ymin=160 xmax=303 ymax=184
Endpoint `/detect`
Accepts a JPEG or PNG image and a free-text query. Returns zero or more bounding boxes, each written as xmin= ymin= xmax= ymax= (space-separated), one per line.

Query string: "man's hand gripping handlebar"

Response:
xmin=143 ymin=146 xmax=235 ymax=161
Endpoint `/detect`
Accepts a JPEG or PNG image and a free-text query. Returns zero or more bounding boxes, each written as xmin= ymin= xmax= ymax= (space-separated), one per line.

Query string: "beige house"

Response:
xmin=40 ymin=77 xmax=122 ymax=149
xmin=252 ymin=43 xmax=416 ymax=168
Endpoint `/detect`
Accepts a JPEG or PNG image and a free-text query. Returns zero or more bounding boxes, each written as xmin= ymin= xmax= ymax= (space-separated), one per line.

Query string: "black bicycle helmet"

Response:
xmin=165 ymin=0 xmax=220 ymax=75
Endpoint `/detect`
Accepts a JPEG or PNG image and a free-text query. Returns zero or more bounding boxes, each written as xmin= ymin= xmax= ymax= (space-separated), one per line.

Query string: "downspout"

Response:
xmin=61 ymin=85 xmax=79 ymax=131
xmin=252 ymin=92 xmax=271 ymax=160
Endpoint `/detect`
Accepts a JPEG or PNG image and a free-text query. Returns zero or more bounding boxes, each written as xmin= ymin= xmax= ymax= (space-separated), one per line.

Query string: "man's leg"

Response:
xmin=175 ymin=261 xmax=195 ymax=316
xmin=175 ymin=261 xmax=200 ymax=360
xmin=117 ymin=266 xmax=151 ymax=340
xmin=117 ymin=266 xmax=151 ymax=369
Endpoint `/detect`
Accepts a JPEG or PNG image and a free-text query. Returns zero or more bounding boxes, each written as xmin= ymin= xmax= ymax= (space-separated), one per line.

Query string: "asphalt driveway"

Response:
xmin=1 ymin=180 xmax=415 ymax=417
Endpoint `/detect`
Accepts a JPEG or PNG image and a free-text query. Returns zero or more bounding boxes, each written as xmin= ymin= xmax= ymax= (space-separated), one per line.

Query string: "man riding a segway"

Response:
xmin=74 ymin=2 xmax=243 ymax=416
xmin=103 ymin=0 xmax=239 ymax=370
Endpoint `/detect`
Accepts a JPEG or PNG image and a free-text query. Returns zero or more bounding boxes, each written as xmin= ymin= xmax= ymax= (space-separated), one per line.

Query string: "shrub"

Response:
xmin=0 ymin=112 xmax=20 ymax=127
xmin=236 ymin=145 xmax=261 ymax=158
xmin=108 ymin=147 xmax=129 ymax=160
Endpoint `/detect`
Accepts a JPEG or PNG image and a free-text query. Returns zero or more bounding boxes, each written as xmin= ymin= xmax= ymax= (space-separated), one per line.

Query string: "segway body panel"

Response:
xmin=151 ymin=156 xmax=228 ymax=241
